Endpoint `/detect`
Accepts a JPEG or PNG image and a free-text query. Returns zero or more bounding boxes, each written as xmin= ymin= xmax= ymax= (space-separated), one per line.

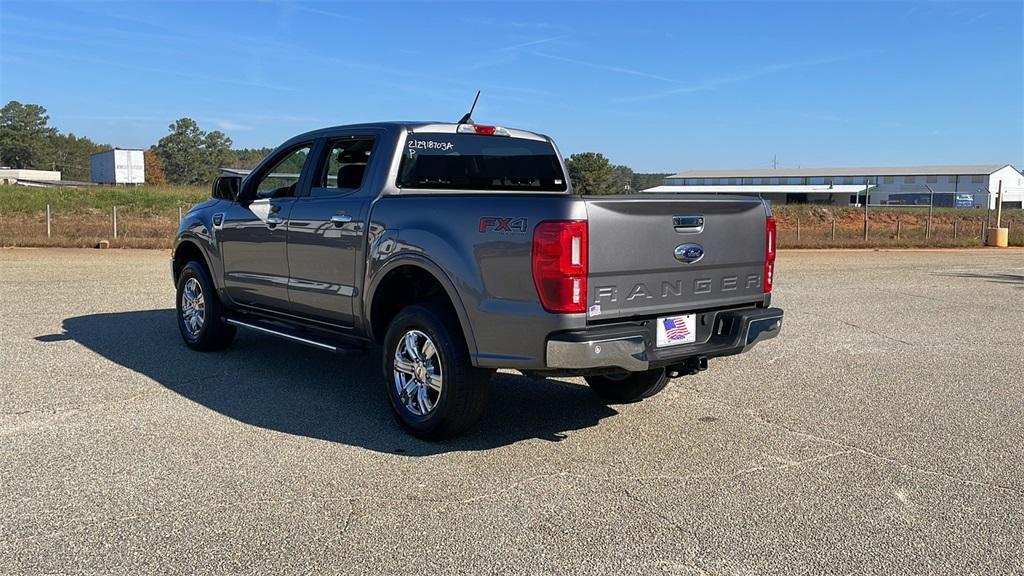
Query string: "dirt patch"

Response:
xmin=0 ymin=212 xmax=178 ymax=249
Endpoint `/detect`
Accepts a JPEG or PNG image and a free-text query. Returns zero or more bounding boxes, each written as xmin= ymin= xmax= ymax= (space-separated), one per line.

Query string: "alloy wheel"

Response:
xmin=393 ymin=329 xmax=443 ymax=416
xmin=180 ymin=277 xmax=206 ymax=338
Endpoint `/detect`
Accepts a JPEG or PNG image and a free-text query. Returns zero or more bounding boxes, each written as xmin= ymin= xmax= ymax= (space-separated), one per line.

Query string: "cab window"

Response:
xmin=396 ymin=133 xmax=566 ymax=192
xmin=255 ymin=144 xmax=313 ymax=199
xmin=312 ymin=137 xmax=375 ymax=196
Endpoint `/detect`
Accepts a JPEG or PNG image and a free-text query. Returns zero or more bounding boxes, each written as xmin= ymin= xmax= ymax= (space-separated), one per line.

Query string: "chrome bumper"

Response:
xmin=545 ymin=307 xmax=784 ymax=372
xmin=546 ymin=335 xmax=650 ymax=372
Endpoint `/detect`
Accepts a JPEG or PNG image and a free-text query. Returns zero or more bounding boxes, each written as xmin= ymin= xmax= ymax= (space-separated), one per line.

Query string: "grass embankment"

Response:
xmin=1 ymin=184 xmax=1022 ymax=249
xmin=0 ymin=184 xmax=206 ymax=249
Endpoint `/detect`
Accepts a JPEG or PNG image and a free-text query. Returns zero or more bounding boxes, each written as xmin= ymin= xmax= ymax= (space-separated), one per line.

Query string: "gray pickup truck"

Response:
xmin=172 ymin=121 xmax=783 ymax=438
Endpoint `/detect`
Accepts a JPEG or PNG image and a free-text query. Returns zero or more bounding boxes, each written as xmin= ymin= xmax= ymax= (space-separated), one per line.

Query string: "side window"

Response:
xmin=313 ymin=136 xmax=375 ymax=195
xmin=255 ymin=145 xmax=312 ymax=199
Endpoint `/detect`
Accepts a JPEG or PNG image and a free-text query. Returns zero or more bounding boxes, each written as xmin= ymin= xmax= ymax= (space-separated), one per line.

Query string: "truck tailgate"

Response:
xmin=585 ymin=194 xmax=767 ymax=321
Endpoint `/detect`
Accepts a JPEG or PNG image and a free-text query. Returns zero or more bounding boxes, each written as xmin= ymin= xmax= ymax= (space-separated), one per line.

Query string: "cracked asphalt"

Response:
xmin=1 ymin=247 xmax=1023 ymax=575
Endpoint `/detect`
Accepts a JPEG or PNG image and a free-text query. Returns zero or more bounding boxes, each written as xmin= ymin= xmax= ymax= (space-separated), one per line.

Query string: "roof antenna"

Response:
xmin=458 ymin=90 xmax=481 ymax=125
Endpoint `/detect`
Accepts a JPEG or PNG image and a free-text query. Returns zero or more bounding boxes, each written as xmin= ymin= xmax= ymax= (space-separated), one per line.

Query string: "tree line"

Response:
xmin=0 ymin=101 xmax=272 ymax=186
xmin=563 ymin=151 xmax=667 ymax=195
xmin=1 ymin=100 xmax=667 ymax=191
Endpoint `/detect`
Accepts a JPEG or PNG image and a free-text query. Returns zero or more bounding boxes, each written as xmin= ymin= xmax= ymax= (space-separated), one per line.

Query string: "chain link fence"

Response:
xmin=3 ymin=195 xmax=1022 ymax=250
xmin=771 ymin=190 xmax=1023 ymax=248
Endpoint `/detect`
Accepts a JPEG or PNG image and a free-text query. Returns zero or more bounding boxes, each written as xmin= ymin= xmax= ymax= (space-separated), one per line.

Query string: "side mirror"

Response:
xmin=212 ymin=176 xmax=241 ymax=201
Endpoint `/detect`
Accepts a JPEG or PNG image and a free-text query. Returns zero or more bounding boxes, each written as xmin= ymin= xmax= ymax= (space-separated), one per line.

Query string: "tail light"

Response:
xmin=532 ymin=220 xmax=588 ymax=313
xmin=764 ymin=216 xmax=777 ymax=293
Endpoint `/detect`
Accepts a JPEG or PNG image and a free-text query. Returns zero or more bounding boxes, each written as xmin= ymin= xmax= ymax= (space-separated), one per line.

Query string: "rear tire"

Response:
xmin=176 ymin=260 xmax=236 ymax=351
xmin=585 ymin=368 xmax=670 ymax=404
xmin=383 ymin=303 xmax=493 ymax=440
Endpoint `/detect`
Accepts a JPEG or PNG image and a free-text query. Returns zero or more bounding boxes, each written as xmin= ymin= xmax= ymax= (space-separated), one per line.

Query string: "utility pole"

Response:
xmin=995 ymin=180 xmax=1003 ymax=228
xmin=924 ymin=184 xmax=934 ymax=240
xmin=863 ymin=178 xmax=870 ymax=241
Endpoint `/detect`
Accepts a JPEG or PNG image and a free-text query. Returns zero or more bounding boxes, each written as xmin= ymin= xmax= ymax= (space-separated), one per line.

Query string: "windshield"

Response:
xmin=397 ymin=133 xmax=567 ymax=192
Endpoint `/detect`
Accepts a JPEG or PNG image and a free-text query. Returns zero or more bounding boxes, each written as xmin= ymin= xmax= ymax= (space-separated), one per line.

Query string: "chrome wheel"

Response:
xmin=180 ymin=277 xmax=206 ymax=338
xmin=393 ymin=329 xmax=443 ymax=416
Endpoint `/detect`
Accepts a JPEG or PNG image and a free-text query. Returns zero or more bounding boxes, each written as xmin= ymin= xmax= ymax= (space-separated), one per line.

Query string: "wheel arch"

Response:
xmin=365 ymin=256 xmax=479 ymax=360
xmin=172 ymin=239 xmax=209 ymax=285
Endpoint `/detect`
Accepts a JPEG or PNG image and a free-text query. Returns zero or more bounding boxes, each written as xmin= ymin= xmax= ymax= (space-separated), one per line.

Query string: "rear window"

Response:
xmin=396 ymin=133 xmax=567 ymax=192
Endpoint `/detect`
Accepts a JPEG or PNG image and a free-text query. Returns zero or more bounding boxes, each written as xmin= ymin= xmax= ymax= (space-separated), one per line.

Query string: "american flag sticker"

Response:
xmin=656 ymin=314 xmax=696 ymax=347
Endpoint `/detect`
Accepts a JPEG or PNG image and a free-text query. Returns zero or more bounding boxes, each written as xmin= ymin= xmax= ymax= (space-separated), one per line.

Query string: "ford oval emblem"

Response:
xmin=674 ymin=243 xmax=705 ymax=264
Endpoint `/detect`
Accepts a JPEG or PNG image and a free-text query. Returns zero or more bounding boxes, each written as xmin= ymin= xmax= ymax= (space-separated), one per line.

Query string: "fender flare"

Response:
xmin=172 ymin=233 xmax=225 ymax=293
xmin=172 ymin=236 xmax=209 ymax=279
xmin=364 ymin=254 xmax=479 ymax=359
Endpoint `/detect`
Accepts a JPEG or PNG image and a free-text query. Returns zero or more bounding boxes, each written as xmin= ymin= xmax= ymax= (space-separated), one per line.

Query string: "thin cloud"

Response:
xmin=901 ymin=5 xmax=921 ymax=20
xmin=464 ymin=35 xmax=569 ymax=71
xmin=63 ymin=114 xmax=165 ymax=122
xmin=963 ymin=10 xmax=994 ymax=25
xmin=466 ymin=53 xmax=519 ymax=72
xmin=295 ymin=47 xmax=561 ymax=103
xmin=500 ymin=35 xmax=569 ymax=52
xmin=532 ymin=49 xmax=879 ymax=104
xmin=236 ymin=113 xmax=321 ymax=124
xmin=213 ymin=120 xmax=254 ymax=131
xmin=281 ymin=2 xmax=361 ymax=22
xmin=8 ymin=46 xmax=296 ymax=92
xmin=533 ymin=51 xmax=686 ymax=85
xmin=777 ymin=110 xmax=856 ymax=125
xmin=459 ymin=17 xmax=571 ymax=33
xmin=5 ymin=11 xmax=293 ymax=60
xmin=611 ymin=54 xmax=879 ymax=103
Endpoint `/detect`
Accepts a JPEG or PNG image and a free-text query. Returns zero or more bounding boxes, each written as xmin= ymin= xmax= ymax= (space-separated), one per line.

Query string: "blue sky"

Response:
xmin=1 ymin=1 xmax=1021 ymax=172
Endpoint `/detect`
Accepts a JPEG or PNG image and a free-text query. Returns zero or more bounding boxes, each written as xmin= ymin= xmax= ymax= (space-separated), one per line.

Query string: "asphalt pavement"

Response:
xmin=1 ymin=247 xmax=1022 ymax=575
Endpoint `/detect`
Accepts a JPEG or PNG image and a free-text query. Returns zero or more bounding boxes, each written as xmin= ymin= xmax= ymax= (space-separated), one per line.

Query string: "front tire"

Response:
xmin=383 ymin=303 xmax=493 ymax=440
xmin=585 ymin=368 xmax=670 ymax=404
xmin=176 ymin=260 xmax=236 ymax=351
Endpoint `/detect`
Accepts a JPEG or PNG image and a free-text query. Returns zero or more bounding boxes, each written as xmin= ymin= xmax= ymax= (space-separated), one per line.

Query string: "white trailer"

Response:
xmin=90 ymin=149 xmax=145 ymax=185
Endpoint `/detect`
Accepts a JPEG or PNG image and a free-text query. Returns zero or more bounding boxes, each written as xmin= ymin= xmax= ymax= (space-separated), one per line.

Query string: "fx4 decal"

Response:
xmin=479 ymin=217 xmax=529 ymax=233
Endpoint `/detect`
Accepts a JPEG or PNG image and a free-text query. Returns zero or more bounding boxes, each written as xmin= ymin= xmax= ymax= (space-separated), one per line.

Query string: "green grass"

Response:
xmin=0 ymin=184 xmax=208 ymax=216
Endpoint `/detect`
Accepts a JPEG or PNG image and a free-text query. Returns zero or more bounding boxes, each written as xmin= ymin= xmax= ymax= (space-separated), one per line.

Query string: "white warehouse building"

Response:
xmin=647 ymin=164 xmax=1024 ymax=209
xmin=90 ymin=149 xmax=145 ymax=185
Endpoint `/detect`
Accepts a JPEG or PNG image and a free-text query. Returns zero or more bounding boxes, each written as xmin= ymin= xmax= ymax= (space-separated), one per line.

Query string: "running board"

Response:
xmin=224 ymin=318 xmax=358 ymax=353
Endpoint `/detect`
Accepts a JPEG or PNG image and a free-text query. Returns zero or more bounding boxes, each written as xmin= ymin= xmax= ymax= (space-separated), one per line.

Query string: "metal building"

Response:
xmin=90 ymin=149 xmax=145 ymax=185
xmin=647 ymin=164 xmax=1024 ymax=209
xmin=0 ymin=169 xmax=62 ymax=186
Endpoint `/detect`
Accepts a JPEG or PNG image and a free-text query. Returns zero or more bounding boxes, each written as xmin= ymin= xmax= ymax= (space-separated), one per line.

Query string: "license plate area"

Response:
xmin=655 ymin=313 xmax=697 ymax=347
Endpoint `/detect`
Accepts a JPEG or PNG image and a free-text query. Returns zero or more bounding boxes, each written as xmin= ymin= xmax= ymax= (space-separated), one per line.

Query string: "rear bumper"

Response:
xmin=545 ymin=306 xmax=783 ymax=372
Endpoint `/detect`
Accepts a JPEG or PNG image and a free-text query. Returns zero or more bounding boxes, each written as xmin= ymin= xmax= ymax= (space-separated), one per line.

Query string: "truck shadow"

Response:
xmin=39 ymin=310 xmax=617 ymax=455
xmin=933 ymin=271 xmax=1024 ymax=287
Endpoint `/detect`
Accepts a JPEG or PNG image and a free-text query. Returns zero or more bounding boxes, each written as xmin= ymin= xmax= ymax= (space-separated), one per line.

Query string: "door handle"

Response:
xmin=672 ymin=215 xmax=705 ymax=233
xmin=330 ymin=215 xmax=353 ymax=226
xmin=266 ymin=215 xmax=285 ymax=227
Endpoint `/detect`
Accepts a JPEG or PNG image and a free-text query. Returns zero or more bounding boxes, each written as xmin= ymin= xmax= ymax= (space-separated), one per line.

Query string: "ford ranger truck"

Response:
xmin=172 ymin=122 xmax=783 ymax=439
